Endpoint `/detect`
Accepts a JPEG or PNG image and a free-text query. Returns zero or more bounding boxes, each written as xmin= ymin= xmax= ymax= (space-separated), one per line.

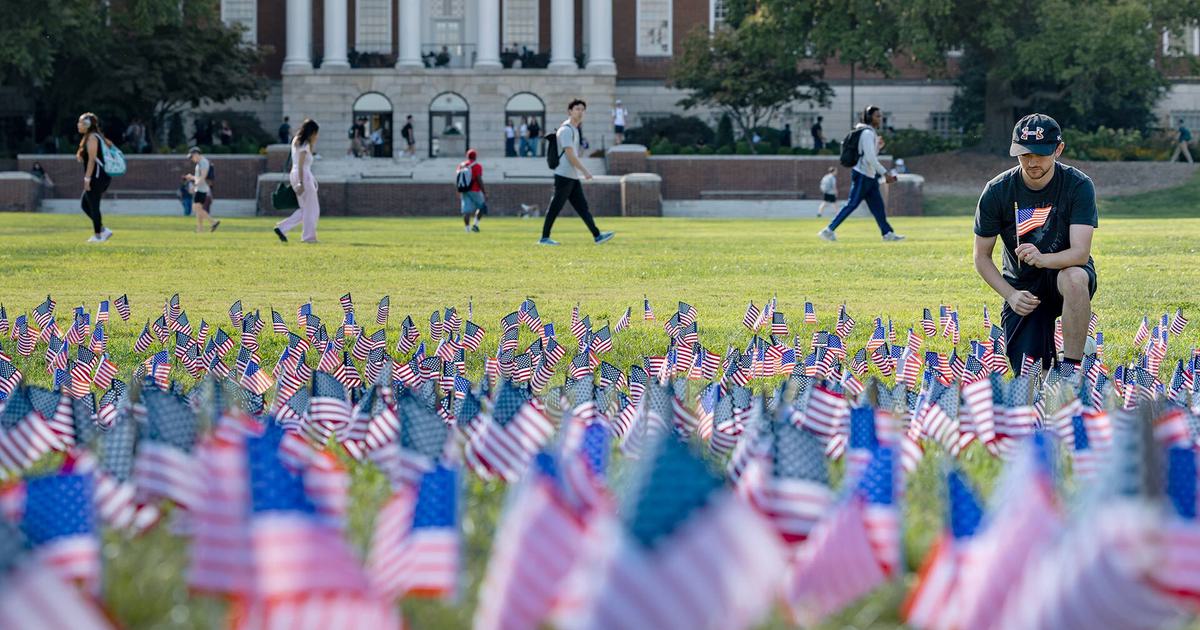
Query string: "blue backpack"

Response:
xmin=98 ymin=139 xmax=127 ymax=176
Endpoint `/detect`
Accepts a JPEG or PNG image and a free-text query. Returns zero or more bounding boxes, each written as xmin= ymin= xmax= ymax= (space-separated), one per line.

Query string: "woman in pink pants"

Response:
xmin=274 ymin=118 xmax=321 ymax=243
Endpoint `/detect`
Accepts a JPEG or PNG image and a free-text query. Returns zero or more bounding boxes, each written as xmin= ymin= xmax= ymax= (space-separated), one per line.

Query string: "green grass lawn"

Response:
xmin=0 ymin=208 xmax=1198 ymax=629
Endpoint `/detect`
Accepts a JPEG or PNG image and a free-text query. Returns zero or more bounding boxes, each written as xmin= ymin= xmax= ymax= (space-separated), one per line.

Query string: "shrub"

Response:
xmin=777 ymin=146 xmax=795 ymax=155
xmin=625 ymin=115 xmax=714 ymax=149
xmin=716 ymin=145 xmax=733 ymax=155
xmin=1062 ymin=126 xmax=1172 ymax=161
xmin=735 ymin=141 xmax=752 ymax=155
xmin=649 ymin=140 xmax=678 ymax=155
xmin=194 ymin=110 xmax=274 ymax=153
xmin=716 ymin=113 xmax=735 ymax=148
xmin=883 ymin=129 xmax=959 ymax=159
xmin=678 ymin=146 xmax=696 ymax=155
xmin=697 ymin=145 xmax=714 ymax=155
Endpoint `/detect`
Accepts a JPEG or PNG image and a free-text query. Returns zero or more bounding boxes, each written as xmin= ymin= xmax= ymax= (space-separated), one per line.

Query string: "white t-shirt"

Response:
xmin=519 ymin=124 xmax=529 ymax=138
xmin=193 ymin=157 xmax=211 ymax=193
xmin=819 ymin=173 xmax=836 ymax=195
xmin=505 ymin=125 xmax=515 ymax=139
xmin=612 ymin=107 xmax=627 ymax=127
xmin=554 ymin=122 xmax=580 ymax=179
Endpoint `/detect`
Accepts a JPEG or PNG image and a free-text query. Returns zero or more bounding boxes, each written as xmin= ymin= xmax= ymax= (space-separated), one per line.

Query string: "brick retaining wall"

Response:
xmin=16 ymin=154 xmax=266 ymax=201
xmin=0 ymin=173 xmax=40 ymax=212
xmin=256 ymin=175 xmax=660 ymax=217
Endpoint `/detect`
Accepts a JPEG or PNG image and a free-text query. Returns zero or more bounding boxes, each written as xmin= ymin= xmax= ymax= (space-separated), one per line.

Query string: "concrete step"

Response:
xmin=40 ymin=198 xmax=257 ymax=217
xmin=663 ymin=199 xmax=833 ymax=219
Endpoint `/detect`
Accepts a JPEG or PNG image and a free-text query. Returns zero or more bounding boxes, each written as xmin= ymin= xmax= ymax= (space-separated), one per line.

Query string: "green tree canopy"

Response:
xmin=670 ymin=23 xmax=833 ymax=151
xmin=734 ymin=0 xmax=1200 ymax=152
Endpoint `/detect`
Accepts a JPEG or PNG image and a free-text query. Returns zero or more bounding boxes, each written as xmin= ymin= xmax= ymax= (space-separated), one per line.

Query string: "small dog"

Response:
xmin=519 ymin=203 xmax=542 ymax=218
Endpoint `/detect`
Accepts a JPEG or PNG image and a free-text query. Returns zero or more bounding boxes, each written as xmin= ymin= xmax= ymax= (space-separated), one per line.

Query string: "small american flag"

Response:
xmin=1171 ymin=308 xmax=1189 ymax=336
xmin=743 ymin=302 xmax=762 ymax=331
xmin=922 ymin=308 xmax=937 ymax=336
xmin=96 ymin=300 xmax=109 ymax=324
xmin=228 ymin=300 xmax=243 ymax=328
xmin=13 ymin=472 xmax=101 ymax=592
xmin=368 ymin=463 xmax=460 ymax=600
xmin=271 ymin=309 xmax=288 ymax=334
xmin=1134 ymin=316 xmax=1150 ymax=347
xmin=376 ymin=295 xmax=390 ymax=325
xmin=902 ymin=469 xmax=984 ymax=628
xmin=804 ymin=301 xmax=817 ymax=324
xmin=1015 ymin=203 xmax=1052 ymax=237
xmin=746 ymin=420 xmax=832 ymax=545
xmin=240 ymin=360 xmax=274 ymax=395
xmin=339 ymin=292 xmax=354 ymax=314
xmin=114 ymin=294 xmax=130 ymax=321
xmin=464 ymin=383 xmax=554 ymax=482
xmin=0 ymin=304 xmax=8 ymax=337
xmin=615 ymin=306 xmax=632 ymax=333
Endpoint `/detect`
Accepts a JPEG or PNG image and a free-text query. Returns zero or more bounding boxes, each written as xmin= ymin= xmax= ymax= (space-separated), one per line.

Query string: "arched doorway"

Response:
xmin=429 ymin=92 xmax=469 ymax=158
xmin=505 ymin=92 xmax=545 ymax=157
xmin=353 ymin=92 xmax=394 ymax=157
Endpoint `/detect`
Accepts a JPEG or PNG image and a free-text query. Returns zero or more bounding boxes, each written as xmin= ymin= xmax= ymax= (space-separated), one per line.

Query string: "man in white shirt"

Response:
xmin=611 ymin=100 xmax=628 ymax=145
xmin=818 ymin=105 xmax=905 ymax=242
xmin=539 ymin=98 xmax=615 ymax=245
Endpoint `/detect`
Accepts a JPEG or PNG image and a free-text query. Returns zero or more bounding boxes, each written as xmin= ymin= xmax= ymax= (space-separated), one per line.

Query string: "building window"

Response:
xmin=503 ymin=0 xmax=538 ymax=52
xmin=709 ymin=0 xmax=728 ymax=32
xmin=637 ymin=0 xmax=672 ymax=57
xmin=355 ymin=0 xmax=392 ymax=53
xmin=1193 ymin=26 xmax=1200 ymax=55
xmin=1162 ymin=26 xmax=1199 ymax=56
xmin=929 ymin=112 xmax=957 ymax=139
xmin=220 ymin=0 xmax=256 ymax=45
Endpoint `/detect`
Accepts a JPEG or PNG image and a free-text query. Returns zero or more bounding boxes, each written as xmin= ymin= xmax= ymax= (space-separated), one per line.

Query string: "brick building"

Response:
xmin=217 ymin=0 xmax=1200 ymax=157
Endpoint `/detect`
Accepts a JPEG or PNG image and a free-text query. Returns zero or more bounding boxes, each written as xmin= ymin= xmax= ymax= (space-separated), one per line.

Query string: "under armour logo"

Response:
xmin=1020 ymin=126 xmax=1045 ymax=140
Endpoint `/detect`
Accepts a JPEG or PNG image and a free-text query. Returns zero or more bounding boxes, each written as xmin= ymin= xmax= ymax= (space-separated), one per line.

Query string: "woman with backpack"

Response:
xmin=273 ymin=118 xmax=322 ymax=243
xmin=77 ymin=112 xmax=114 ymax=242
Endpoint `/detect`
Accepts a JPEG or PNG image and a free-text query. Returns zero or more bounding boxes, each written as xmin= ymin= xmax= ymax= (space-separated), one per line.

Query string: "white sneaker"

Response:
xmin=99 ymin=228 xmax=113 ymax=241
xmin=87 ymin=235 xmax=102 ymax=243
xmin=882 ymin=232 xmax=906 ymax=241
xmin=817 ymin=228 xmax=837 ymax=242
xmin=465 ymin=225 xmax=471 ymax=233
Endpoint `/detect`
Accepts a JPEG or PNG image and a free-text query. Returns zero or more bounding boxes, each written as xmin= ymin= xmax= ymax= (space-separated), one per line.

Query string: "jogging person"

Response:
xmin=973 ymin=113 xmax=1098 ymax=375
xmin=457 ymin=148 xmax=485 ymax=232
xmin=186 ymin=147 xmax=220 ymax=233
xmin=816 ymin=167 xmax=837 ymax=218
xmin=538 ymin=99 xmax=614 ymax=246
xmin=818 ymin=105 xmax=903 ymax=242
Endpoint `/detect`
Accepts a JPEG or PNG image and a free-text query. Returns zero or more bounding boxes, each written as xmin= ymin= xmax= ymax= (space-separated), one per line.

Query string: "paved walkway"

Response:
xmin=40 ymin=199 xmax=257 ymax=217
xmin=311 ymin=155 xmax=608 ymax=182
xmin=663 ymin=199 xmax=849 ymax=219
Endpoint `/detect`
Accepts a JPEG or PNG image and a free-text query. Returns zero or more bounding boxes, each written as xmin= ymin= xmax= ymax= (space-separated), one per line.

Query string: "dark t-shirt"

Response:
xmin=974 ymin=163 xmax=1098 ymax=289
xmin=401 ymin=123 xmax=414 ymax=144
xmin=810 ymin=123 xmax=822 ymax=140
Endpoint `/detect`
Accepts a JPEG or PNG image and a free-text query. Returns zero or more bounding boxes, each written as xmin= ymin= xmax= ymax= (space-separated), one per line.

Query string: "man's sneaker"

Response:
xmin=99 ymin=228 xmax=113 ymax=241
xmin=594 ymin=231 xmax=615 ymax=244
xmin=882 ymin=231 xmax=906 ymax=241
xmin=471 ymin=224 xmax=480 ymax=233
xmin=274 ymin=227 xmax=288 ymax=243
xmin=87 ymin=234 xmax=102 ymax=243
xmin=538 ymin=238 xmax=560 ymax=246
xmin=817 ymin=228 xmax=837 ymax=242
xmin=465 ymin=225 xmax=471 ymax=233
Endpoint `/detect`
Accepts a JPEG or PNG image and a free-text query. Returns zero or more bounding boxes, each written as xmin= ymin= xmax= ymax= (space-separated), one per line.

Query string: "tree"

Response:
xmin=741 ymin=0 xmax=1200 ymax=152
xmin=9 ymin=0 xmax=265 ymax=149
xmin=670 ymin=23 xmax=832 ymax=152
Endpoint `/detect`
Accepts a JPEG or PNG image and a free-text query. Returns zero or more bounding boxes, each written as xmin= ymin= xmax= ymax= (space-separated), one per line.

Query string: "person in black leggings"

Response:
xmin=76 ymin=112 xmax=113 ymax=242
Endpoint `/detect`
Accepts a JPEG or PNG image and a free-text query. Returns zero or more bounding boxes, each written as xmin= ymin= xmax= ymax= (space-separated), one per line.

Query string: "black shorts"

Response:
xmin=1000 ymin=263 xmax=1097 ymax=374
xmin=193 ymin=191 xmax=208 ymax=203
xmin=823 ymin=193 xmax=836 ymax=203
xmin=614 ymin=125 xmax=625 ymax=134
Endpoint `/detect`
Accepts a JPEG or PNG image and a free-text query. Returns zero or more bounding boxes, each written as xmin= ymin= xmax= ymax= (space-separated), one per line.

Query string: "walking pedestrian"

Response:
xmin=810 ymin=116 xmax=825 ymax=150
xmin=973 ymin=113 xmax=1098 ymax=375
xmin=185 ymin=147 xmax=220 ymax=233
xmin=278 ymin=116 xmax=291 ymax=144
xmin=1170 ymin=118 xmax=1193 ymax=163
xmin=611 ymin=100 xmax=628 ymax=146
xmin=816 ymin=167 xmax=837 ymax=218
xmin=274 ymin=118 xmax=322 ymax=243
xmin=76 ymin=112 xmax=113 ymax=243
xmin=781 ymin=123 xmax=793 ymax=148
xmin=538 ymin=99 xmax=614 ymax=246
xmin=504 ymin=120 xmax=516 ymax=157
xmin=179 ymin=175 xmax=193 ymax=216
xmin=456 ymin=148 xmax=486 ymax=232
xmin=817 ymin=105 xmax=904 ymax=242
xmin=401 ymin=115 xmax=416 ymax=159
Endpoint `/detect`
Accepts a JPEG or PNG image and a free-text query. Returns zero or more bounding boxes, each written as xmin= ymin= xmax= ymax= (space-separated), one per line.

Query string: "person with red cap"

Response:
xmin=455 ymin=148 xmax=486 ymax=232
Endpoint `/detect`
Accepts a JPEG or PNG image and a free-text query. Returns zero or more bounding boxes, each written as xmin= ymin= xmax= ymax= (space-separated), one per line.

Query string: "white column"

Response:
xmin=548 ymin=0 xmax=576 ymax=70
xmin=323 ymin=0 xmax=349 ymax=68
xmin=475 ymin=0 xmax=501 ymax=68
xmin=585 ymin=0 xmax=613 ymax=70
xmin=283 ymin=0 xmax=313 ymax=71
xmin=396 ymin=0 xmax=423 ymax=67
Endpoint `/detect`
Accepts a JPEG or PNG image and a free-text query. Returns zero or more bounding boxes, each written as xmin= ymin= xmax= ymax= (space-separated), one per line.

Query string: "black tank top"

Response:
xmin=82 ymin=133 xmax=110 ymax=179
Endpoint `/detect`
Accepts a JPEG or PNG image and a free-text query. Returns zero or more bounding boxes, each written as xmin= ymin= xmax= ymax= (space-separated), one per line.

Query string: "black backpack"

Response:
xmin=545 ymin=124 xmax=569 ymax=170
xmin=207 ymin=163 xmax=215 ymax=182
xmin=839 ymin=127 xmax=867 ymax=168
xmin=455 ymin=163 xmax=473 ymax=192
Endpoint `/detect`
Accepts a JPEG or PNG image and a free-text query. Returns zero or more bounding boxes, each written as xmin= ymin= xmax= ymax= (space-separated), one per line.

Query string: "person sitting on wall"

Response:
xmin=436 ymin=46 xmax=451 ymax=67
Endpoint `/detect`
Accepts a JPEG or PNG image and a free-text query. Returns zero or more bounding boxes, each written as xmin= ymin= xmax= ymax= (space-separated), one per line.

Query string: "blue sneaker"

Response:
xmin=594 ymin=231 xmax=615 ymax=244
xmin=538 ymin=237 xmax=560 ymax=246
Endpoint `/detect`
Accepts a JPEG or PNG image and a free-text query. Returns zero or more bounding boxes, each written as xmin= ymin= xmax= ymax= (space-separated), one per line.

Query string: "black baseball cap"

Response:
xmin=1010 ymin=113 xmax=1063 ymax=157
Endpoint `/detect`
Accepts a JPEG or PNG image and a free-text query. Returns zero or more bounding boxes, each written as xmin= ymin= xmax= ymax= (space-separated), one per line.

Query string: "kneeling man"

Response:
xmin=973 ymin=113 xmax=1098 ymax=376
